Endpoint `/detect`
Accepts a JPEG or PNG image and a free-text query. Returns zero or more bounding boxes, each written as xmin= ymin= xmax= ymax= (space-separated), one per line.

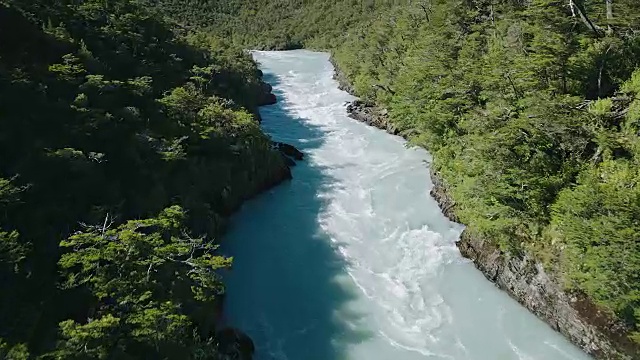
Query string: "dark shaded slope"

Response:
xmin=0 ymin=0 xmax=289 ymax=357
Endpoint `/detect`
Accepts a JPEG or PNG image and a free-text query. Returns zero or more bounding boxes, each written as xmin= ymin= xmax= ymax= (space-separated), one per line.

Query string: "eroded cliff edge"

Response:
xmin=330 ymin=56 xmax=638 ymax=360
xmin=215 ymin=77 xmax=305 ymax=360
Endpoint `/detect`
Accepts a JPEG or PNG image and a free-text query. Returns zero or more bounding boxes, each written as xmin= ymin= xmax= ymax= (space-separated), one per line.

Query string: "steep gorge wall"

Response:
xmin=213 ymin=81 xmax=305 ymax=360
xmin=331 ymin=57 xmax=638 ymax=360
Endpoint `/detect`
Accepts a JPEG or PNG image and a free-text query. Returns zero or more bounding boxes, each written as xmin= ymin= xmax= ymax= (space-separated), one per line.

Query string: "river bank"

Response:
xmin=329 ymin=55 xmax=636 ymax=360
xmin=223 ymin=49 xmax=591 ymax=360
xmin=213 ymin=73 xmax=306 ymax=360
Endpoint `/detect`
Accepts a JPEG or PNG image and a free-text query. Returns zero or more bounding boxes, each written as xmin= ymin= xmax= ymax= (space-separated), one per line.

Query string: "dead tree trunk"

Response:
xmin=569 ymin=0 xmax=576 ymax=17
xmin=570 ymin=0 xmax=603 ymax=37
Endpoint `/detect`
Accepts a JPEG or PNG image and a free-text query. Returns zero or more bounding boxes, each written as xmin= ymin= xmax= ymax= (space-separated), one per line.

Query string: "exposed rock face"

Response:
xmin=257 ymin=82 xmax=277 ymax=106
xmin=331 ymin=56 xmax=398 ymax=135
xmin=428 ymin=169 xmax=458 ymax=222
xmin=330 ymin=56 xmax=355 ymax=94
xmin=256 ymin=69 xmax=277 ymax=107
xmin=211 ymin=82 xmax=299 ymax=360
xmin=331 ymin=54 xmax=639 ymax=360
xmin=261 ymin=81 xmax=273 ymax=93
xmin=223 ymin=149 xmax=291 ymax=209
xmin=272 ymin=141 xmax=304 ymax=161
xmin=280 ymin=152 xmax=296 ymax=167
xmin=432 ymin=170 xmax=638 ymax=360
xmin=346 ymin=100 xmax=399 ymax=135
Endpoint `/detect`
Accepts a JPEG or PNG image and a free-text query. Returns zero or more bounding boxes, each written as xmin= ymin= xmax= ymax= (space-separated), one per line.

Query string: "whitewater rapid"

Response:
xmin=222 ymin=50 xmax=591 ymax=360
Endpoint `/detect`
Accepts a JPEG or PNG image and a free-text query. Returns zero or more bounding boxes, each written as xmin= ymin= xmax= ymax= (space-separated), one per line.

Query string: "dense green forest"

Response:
xmin=0 ymin=0 xmax=289 ymax=358
xmin=146 ymin=0 xmax=640 ymax=351
xmin=3 ymin=0 xmax=640 ymax=357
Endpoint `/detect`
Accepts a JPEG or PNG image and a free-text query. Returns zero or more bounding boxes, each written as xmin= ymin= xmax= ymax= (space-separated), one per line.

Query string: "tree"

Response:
xmin=55 ymin=206 xmax=232 ymax=358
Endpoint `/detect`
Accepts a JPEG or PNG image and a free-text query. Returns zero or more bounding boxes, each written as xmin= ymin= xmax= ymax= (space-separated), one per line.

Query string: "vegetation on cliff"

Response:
xmin=333 ymin=2 xmax=640 ymax=347
xmin=146 ymin=0 xmax=640 ymax=349
xmin=0 ymin=0 xmax=288 ymax=357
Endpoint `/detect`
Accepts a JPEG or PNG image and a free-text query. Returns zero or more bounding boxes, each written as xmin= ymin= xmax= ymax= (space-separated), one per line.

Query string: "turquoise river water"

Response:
xmin=222 ymin=50 xmax=592 ymax=360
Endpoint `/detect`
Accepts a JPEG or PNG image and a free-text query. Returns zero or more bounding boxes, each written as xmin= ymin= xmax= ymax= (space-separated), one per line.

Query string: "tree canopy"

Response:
xmin=3 ymin=0 xmax=640 ymax=356
xmin=146 ymin=0 xmax=640 ymax=350
xmin=0 ymin=0 xmax=288 ymax=357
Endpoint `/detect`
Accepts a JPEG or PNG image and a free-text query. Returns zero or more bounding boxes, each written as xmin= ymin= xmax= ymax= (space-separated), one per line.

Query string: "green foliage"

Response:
xmin=589 ymin=98 xmax=614 ymax=116
xmin=5 ymin=0 xmax=640 ymax=354
xmin=52 ymin=206 xmax=231 ymax=358
xmin=143 ymin=0 xmax=640 ymax=346
xmin=0 ymin=0 xmax=287 ymax=356
xmin=325 ymin=2 xmax=640 ymax=345
xmin=54 ymin=315 xmax=122 ymax=360
xmin=622 ymin=69 xmax=640 ymax=94
xmin=552 ymin=161 xmax=640 ymax=321
xmin=0 ymin=339 xmax=29 ymax=360
xmin=0 ymin=230 xmax=25 ymax=271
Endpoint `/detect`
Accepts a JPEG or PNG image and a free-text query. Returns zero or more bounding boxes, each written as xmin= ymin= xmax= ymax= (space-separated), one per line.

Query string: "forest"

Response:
xmin=3 ymin=0 xmax=640 ymax=358
xmin=0 ymin=0 xmax=289 ymax=358
xmin=144 ymin=0 xmax=640 ymax=352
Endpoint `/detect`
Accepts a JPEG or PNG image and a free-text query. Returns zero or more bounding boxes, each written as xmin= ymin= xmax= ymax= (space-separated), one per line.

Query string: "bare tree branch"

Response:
xmin=373 ymin=84 xmax=396 ymax=95
xmin=419 ymin=1 xmax=432 ymax=22
xmin=569 ymin=0 xmax=576 ymax=17
xmin=571 ymin=0 xmax=603 ymax=37
xmin=598 ymin=44 xmax=613 ymax=97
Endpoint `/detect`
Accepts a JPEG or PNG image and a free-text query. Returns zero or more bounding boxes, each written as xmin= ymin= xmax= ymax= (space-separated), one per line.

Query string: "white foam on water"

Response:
xmin=222 ymin=50 xmax=594 ymax=360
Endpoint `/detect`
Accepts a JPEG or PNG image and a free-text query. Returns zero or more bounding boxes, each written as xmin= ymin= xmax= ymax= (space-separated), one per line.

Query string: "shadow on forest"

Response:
xmin=221 ymin=68 xmax=372 ymax=360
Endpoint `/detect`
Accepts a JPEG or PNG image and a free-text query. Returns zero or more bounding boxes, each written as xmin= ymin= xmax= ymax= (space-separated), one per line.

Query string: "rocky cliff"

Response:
xmin=216 ymin=79 xmax=305 ymax=360
xmin=331 ymin=56 xmax=638 ymax=360
xmin=431 ymin=169 xmax=637 ymax=360
xmin=346 ymin=100 xmax=399 ymax=135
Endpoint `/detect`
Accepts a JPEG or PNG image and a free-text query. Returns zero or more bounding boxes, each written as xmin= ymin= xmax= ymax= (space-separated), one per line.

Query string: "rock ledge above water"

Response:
xmin=272 ymin=141 xmax=304 ymax=166
xmin=330 ymin=54 xmax=638 ymax=360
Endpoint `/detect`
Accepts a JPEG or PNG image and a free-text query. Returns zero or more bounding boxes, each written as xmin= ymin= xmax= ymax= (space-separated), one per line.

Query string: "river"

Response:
xmin=222 ymin=50 xmax=591 ymax=360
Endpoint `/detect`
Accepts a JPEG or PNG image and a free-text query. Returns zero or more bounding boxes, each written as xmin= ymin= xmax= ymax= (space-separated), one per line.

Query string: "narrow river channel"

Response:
xmin=222 ymin=50 xmax=591 ymax=360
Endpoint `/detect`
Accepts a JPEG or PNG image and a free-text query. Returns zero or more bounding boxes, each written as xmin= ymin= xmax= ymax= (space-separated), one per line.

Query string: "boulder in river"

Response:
xmin=272 ymin=141 xmax=304 ymax=161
